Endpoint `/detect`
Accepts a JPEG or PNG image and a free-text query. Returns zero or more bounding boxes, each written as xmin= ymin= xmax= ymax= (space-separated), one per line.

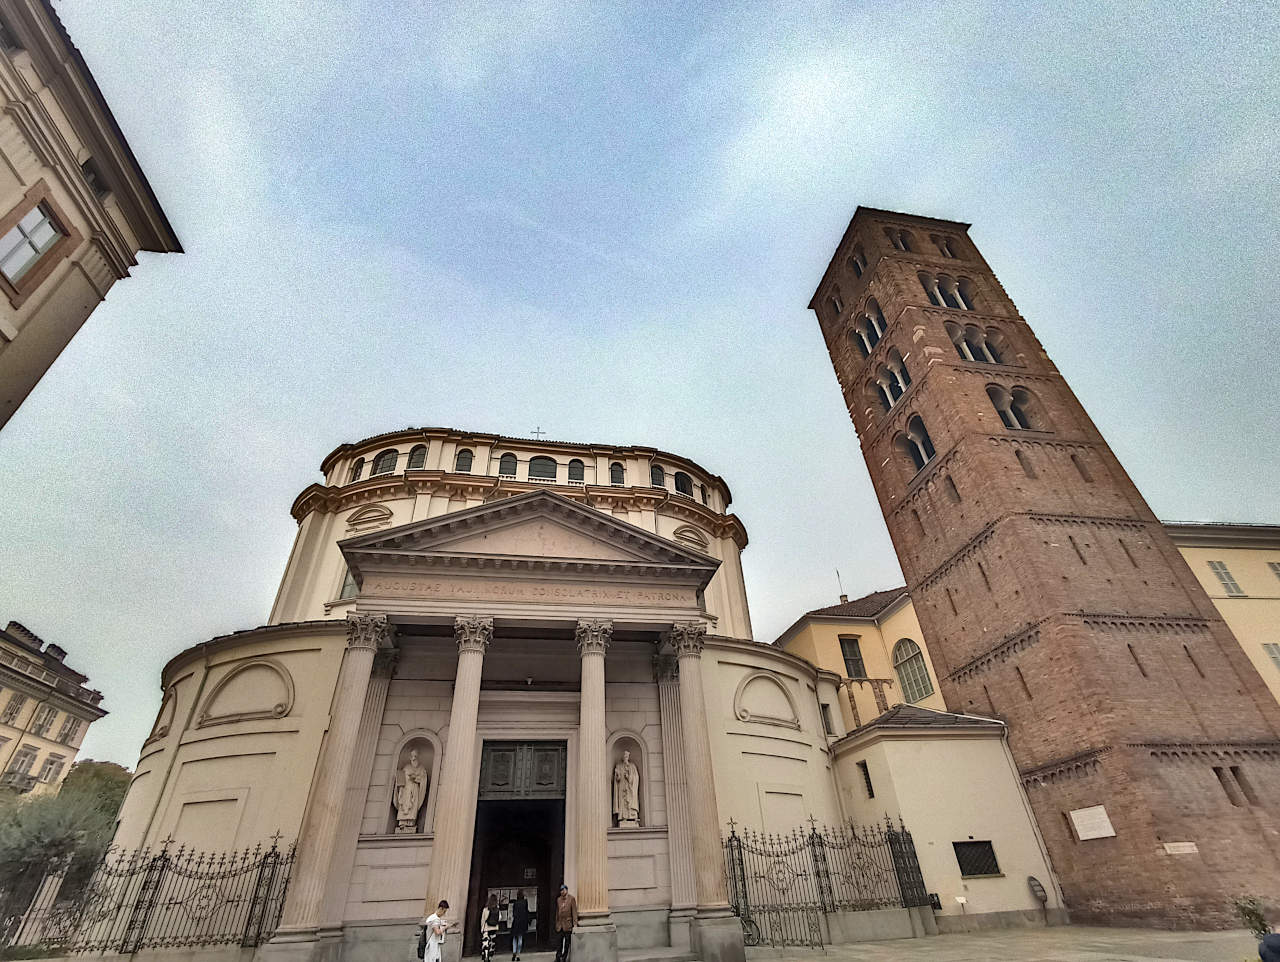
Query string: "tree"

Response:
xmin=59 ymin=759 xmax=131 ymax=817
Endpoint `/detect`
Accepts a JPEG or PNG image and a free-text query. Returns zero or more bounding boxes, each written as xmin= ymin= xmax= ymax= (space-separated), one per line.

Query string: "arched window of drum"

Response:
xmin=407 ymin=445 xmax=427 ymax=470
xmin=868 ymin=379 xmax=892 ymax=414
xmin=885 ymin=227 xmax=914 ymax=252
xmin=937 ymin=274 xmax=963 ymax=310
xmin=699 ymin=483 xmax=708 ymax=505
xmin=893 ymin=639 xmax=934 ymax=702
xmin=529 ymin=456 xmax=557 ymax=480
xmin=371 ymin=449 xmax=398 ymax=475
xmin=847 ymin=247 xmax=866 ymax=278
xmin=919 ymin=272 xmax=943 ymax=307
xmin=674 ymin=472 xmax=694 ymax=497
xmin=907 ymin=416 xmax=935 ymax=467
xmin=348 ymin=458 xmax=365 ymax=483
xmin=956 ymin=278 xmax=977 ymax=311
xmin=886 ymin=348 xmax=910 ymax=394
xmin=650 ymin=464 xmax=665 ymax=487
xmin=498 ymin=453 xmax=517 ymax=476
xmin=982 ymin=328 xmax=1006 ymax=364
xmin=850 ymin=326 xmax=871 ymax=359
xmin=865 ymin=298 xmax=887 ymax=338
xmin=610 ymin=461 xmax=625 ymax=485
xmin=454 ymin=448 xmax=474 ymax=473
xmin=932 ymin=234 xmax=957 ymax=258
xmin=568 ymin=458 xmax=585 ymax=482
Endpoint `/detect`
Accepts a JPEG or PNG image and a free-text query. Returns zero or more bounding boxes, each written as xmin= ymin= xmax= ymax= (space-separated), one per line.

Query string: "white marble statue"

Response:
xmin=395 ymin=748 xmax=428 ymax=833
xmin=612 ymin=749 xmax=640 ymax=827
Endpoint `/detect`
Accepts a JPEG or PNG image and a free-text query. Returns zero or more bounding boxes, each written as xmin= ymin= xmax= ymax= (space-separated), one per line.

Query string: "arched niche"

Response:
xmin=607 ymin=731 xmax=650 ymax=829
xmin=145 ymin=685 xmax=177 ymax=744
xmin=196 ymin=659 xmax=295 ymax=728
xmin=387 ymin=731 xmax=441 ymax=835
xmin=733 ymin=670 xmax=801 ymax=731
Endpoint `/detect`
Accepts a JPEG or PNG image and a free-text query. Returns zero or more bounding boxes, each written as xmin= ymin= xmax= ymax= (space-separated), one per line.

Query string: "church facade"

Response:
xmin=113 ymin=428 xmax=1061 ymax=962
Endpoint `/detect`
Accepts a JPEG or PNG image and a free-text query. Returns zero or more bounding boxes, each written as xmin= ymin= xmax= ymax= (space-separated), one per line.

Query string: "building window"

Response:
xmin=529 ymin=456 xmax=557 ymax=480
xmin=1 ymin=202 xmax=64 ymax=284
xmin=1 ymin=692 xmax=25 ymax=725
xmin=37 ymin=753 xmax=65 ymax=783
xmin=819 ymin=703 xmax=834 ymax=735
xmin=610 ymin=462 xmax=625 ymax=485
xmin=349 ymin=458 xmax=364 ymax=482
xmin=699 ymin=484 xmax=709 ymax=505
xmin=498 ymin=453 xmax=517 ymax=476
xmin=895 ymin=416 xmax=936 ymax=474
xmin=30 ymin=704 xmax=57 ymax=737
xmin=7 ymin=744 xmax=36 ymax=774
xmin=931 ymin=234 xmax=958 ymax=258
xmin=650 ymin=465 xmax=665 ymax=487
xmin=839 ymin=636 xmax=867 ymax=678
xmin=454 ymin=448 xmax=473 ymax=472
xmin=568 ymin=458 xmax=585 ymax=482
xmin=987 ymin=385 xmax=1042 ymax=431
xmin=847 ymin=247 xmax=867 ymax=278
xmin=371 ymin=449 xmax=398 ymax=475
xmin=885 ymin=227 xmax=915 ymax=252
xmin=946 ymin=322 xmax=1004 ymax=364
xmin=339 ymin=567 xmax=358 ymax=600
xmin=81 ymin=158 xmax=110 ymax=200
xmin=55 ymin=716 xmax=81 ymax=745
xmin=953 ymin=841 xmax=1001 ymax=878
xmin=893 ymin=639 xmax=934 ymax=702
xmin=1207 ymin=561 xmax=1244 ymax=596
xmin=1265 ymin=643 xmax=1280 ymax=673
xmin=1268 ymin=562 xmax=1280 ymax=583
xmin=674 ymin=472 xmax=694 ymax=497
xmin=856 ymin=760 xmax=874 ymax=798
xmin=406 ymin=444 xmax=427 ymax=470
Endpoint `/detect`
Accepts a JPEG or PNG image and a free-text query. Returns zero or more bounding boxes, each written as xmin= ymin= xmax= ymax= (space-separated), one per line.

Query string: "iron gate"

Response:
xmin=2 ymin=835 xmax=295 ymax=954
xmin=722 ymin=817 xmax=930 ymax=947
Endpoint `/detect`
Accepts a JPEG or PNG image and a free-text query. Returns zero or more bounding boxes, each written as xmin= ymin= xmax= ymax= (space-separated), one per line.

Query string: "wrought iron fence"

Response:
xmin=2 ymin=835 xmax=295 ymax=954
xmin=722 ymin=816 xmax=930 ymax=947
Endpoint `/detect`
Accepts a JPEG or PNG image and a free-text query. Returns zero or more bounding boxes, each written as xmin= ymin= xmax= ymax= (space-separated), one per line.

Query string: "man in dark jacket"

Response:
xmin=554 ymin=885 xmax=577 ymax=962
xmin=510 ymin=891 xmax=529 ymax=961
xmin=1260 ymin=932 xmax=1280 ymax=962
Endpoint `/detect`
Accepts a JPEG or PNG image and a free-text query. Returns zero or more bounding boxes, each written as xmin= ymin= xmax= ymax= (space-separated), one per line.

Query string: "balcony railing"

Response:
xmin=1 ymin=771 xmax=37 ymax=793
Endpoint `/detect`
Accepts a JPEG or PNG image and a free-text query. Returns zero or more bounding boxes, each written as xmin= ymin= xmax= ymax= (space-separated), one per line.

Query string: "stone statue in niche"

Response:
xmin=612 ymin=749 xmax=640 ymax=828
xmin=394 ymin=747 xmax=429 ymax=833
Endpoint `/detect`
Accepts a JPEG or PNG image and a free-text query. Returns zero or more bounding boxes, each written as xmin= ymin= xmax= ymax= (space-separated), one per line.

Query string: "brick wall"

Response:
xmin=812 ymin=208 xmax=1280 ymax=926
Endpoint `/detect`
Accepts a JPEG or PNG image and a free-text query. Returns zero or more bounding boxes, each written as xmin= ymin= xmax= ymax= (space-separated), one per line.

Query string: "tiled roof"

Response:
xmin=849 ymin=704 xmax=1003 ymax=737
xmin=804 ymin=587 xmax=908 ymax=619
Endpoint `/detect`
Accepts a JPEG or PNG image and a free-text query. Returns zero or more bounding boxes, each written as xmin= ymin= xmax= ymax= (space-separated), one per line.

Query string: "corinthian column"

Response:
xmin=575 ymin=618 xmax=613 ymax=919
xmin=671 ymin=622 xmax=729 ymax=910
xmin=654 ymin=644 xmax=696 ymax=950
xmin=276 ymin=613 xmax=392 ymax=938
xmin=422 ymin=615 xmax=492 ymax=926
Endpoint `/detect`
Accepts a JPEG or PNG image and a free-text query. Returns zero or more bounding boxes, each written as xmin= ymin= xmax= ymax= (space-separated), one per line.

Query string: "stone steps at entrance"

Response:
xmin=482 ymin=949 xmax=696 ymax=962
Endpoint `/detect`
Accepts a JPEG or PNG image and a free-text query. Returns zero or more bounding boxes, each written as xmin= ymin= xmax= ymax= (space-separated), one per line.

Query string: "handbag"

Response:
xmin=416 ymin=925 xmax=427 ymax=960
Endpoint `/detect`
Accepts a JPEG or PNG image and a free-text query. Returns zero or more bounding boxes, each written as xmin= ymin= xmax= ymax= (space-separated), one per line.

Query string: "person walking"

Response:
xmin=553 ymin=884 xmax=577 ymax=962
xmin=418 ymin=900 xmax=450 ymax=962
xmin=480 ymin=894 xmax=501 ymax=962
xmin=509 ymin=890 xmax=529 ymax=961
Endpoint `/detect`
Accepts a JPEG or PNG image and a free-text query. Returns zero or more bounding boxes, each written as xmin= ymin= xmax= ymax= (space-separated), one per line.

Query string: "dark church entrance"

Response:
xmin=464 ymin=742 xmax=567 ymax=956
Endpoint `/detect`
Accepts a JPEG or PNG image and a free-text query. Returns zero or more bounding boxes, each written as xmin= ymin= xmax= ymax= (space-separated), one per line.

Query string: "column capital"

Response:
xmin=652 ymin=637 xmax=679 ymax=682
xmin=669 ymin=621 xmax=707 ymax=657
xmin=576 ymin=618 xmax=612 ymax=655
xmin=347 ymin=613 xmax=394 ymax=651
xmin=455 ymin=615 xmax=494 ymax=653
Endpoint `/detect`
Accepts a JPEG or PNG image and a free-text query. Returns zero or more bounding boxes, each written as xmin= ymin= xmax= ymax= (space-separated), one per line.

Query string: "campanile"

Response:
xmin=810 ymin=208 xmax=1280 ymax=925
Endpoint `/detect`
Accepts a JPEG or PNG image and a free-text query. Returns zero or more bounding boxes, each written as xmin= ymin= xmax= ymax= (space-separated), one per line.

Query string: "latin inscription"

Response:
xmin=365 ymin=576 xmax=693 ymax=607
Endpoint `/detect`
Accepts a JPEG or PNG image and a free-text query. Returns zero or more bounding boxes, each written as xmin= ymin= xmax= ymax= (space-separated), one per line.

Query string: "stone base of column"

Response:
xmin=259 ymin=925 xmax=345 ymax=962
xmin=691 ymin=910 xmax=746 ymax=962
xmin=571 ymin=916 xmax=618 ymax=962
xmin=667 ymin=906 xmax=696 ymax=951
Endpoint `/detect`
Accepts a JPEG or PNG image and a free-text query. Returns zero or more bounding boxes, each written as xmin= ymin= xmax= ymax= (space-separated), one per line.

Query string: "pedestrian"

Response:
xmin=418 ymin=900 xmax=450 ymax=962
xmin=510 ymin=890 xmax=529 ymax=961
xmin=553 ymin=884 xmax=577 ymax=962
xmin=480 ymin=893 xmax=501 ymax=962
xmin=1261 ymin=932 xmax=1280 ymax=962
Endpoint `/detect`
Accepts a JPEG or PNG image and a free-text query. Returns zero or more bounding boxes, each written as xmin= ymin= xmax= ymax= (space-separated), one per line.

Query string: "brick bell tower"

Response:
xmin=809 ymin=208 xmax=1280 ymax=926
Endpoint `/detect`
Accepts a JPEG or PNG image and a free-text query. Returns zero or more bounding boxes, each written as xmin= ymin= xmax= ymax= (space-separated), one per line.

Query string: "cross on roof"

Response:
xmin=530 ymin=426 xmax=548 ymax=439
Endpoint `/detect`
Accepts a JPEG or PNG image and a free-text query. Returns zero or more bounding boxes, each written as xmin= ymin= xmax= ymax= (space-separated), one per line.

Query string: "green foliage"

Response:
xmin=0 ymin=788 xmax=115 ymax=919
xmin=1233 ymin=895 xmax=1272 ymax=941
xmin=59 ymin=759 xmax=131 ymax=818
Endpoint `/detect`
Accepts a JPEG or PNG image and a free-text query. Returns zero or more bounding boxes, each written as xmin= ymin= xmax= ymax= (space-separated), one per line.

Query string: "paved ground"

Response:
xmin=755 ymin=926 xmax=1259 ymax=961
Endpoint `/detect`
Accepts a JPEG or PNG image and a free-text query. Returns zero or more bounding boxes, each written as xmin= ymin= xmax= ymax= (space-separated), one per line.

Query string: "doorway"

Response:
xmin=464 ymin=742 xmax=567 ymax=956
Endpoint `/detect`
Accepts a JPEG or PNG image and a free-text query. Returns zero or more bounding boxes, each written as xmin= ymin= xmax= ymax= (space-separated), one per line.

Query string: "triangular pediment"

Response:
xmin=340 ymin=490 xmax=719 ymax=581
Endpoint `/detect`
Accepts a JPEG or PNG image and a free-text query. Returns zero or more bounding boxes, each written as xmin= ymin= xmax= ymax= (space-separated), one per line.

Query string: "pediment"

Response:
xmin=340 ymin=490 xmax=719 ymax=579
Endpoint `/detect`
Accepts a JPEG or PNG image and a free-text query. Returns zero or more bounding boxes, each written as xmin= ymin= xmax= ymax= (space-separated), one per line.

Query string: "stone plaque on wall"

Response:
xmin=1069 ymin=805 xmax=1116 ymax=841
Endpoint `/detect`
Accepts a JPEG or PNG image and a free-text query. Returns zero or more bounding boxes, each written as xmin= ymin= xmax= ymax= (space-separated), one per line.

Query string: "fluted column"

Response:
xmin=321 ymin=646 xmax=398 ymax=928
xmin=575 ymin=618 xmax=613 ymax=919
xmin=277 ymin=614 xmax=393 ymax=936
xmin=654 ymin=644 xmax=696 ymax=911
xmin=671 ymin=622 xmax=730 ymax=911
xmin=422 ymin=615 xmax=492 ymax=922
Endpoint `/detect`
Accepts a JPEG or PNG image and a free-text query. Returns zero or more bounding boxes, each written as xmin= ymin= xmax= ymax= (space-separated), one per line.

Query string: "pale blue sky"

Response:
xmin=1 ymin=0 xmax=1277 ymax=764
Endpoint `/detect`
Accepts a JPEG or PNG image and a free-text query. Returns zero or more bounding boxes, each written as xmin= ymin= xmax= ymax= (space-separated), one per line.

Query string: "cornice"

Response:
xmin=0 ymin=664 xmax=107 ymax=718
xmin=1161 ymin=521 xmax=1280 ymax=550
xmin=291 ymin=473 xmax=748 ymax=549
xmin=160 ymin=619 xmax=347 ymax=685
xmin=1020 ymin=745 xmax=1112 ymax=785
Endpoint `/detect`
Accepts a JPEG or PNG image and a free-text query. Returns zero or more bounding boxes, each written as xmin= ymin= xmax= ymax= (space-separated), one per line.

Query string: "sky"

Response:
xmin=1 ymin=0 xmax=1277 ymax=766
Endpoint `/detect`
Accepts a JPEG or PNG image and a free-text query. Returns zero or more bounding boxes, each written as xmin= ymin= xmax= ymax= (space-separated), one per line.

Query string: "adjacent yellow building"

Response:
xmin=778 ymin=521 xmax=1280 ymax=720
xmin=0 ymin=620 xmax=106 ymax=794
